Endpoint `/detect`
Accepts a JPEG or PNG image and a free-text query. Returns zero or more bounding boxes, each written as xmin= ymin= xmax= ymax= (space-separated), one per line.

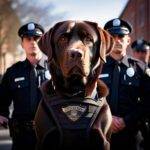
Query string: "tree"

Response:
xmin=11 ymin=0 xmax=66 ymax=29
xmin=0 ymin=0 xmax=20 ymax=53
xmin=0 ymin=0 xmax=66 ymax=73
xmin=0 ymin=0 xmax=20 ymax=74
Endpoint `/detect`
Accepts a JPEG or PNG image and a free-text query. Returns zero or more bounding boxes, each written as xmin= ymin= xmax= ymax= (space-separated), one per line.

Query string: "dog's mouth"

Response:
xmin=66 ymin=74 xmax=86 ymax=91
xmin=67 ymin=66 xmax=86 ymax=77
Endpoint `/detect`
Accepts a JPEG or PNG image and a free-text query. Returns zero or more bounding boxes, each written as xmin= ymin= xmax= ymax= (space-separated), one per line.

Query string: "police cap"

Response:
xmin=104 ymin=18 xmax=132 ymax=35
xmin=131 ymin=39 xmax=150 ymax=52
xmin=18 ymin=22 xmax=44 ymax=38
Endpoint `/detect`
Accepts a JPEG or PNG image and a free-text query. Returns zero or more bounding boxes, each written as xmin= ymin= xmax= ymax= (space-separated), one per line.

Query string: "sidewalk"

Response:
xmin=0 ymin=128 xmax=12 ymax=150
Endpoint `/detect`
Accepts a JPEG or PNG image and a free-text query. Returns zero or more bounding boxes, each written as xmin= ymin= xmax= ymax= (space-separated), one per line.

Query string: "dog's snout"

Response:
xmin=69 ymin=49 xmax=83 ymax=59
xmin=71 ymin=51 xmax=82 ymax=58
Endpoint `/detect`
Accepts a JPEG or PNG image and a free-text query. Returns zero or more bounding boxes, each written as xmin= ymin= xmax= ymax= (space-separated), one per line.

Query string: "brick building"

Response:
xmin=120 ymin=0 xmax=150 ymax=55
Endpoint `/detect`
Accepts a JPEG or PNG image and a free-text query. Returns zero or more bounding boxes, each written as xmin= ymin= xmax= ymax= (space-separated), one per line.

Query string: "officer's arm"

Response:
xmin=140 ymin=74 xmax=150 ymax=117
xmin=136 ymin=62 xmax=150 ymax=118
xmin=0 ymin=70 xmax=12 ymax=118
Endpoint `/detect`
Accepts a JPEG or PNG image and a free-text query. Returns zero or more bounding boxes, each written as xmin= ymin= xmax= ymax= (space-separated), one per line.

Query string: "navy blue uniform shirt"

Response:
xmin=0 ymin=58 xmax=49 ymax=120
xmin=100 ymin=55 xmax=150 ymax=127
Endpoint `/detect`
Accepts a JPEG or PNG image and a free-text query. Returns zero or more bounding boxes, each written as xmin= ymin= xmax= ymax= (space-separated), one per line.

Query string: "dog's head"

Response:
xmin=39 ymin=20 xmax=115 ymax=96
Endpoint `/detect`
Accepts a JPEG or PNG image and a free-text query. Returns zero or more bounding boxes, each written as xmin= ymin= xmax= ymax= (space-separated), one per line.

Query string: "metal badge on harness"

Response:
xmin=62 ymin=105 xmax=87 ymax=122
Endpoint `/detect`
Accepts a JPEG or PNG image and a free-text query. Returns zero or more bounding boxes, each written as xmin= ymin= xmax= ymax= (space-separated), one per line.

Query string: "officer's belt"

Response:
xmin=9 ymin=119 xmax=35 ymax=127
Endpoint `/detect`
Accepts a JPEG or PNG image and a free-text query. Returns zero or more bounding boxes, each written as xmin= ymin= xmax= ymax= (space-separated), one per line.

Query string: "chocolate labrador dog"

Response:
xmin=34 ymin=20 xmax=115 ymax=150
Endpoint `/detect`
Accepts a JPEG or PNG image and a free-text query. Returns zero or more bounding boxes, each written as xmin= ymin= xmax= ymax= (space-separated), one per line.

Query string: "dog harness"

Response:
xmin=35 ymin=92 xmax=105 ymax=150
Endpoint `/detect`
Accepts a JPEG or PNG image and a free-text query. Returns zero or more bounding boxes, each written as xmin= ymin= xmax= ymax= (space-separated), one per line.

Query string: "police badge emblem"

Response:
xmin=62 ymin=105 xmax=87 ymax=122
xmin=27 ymin=23 xmax=35 ymax=30
xmin=113 ymin=19 xmax=121 ymax=27
xmin=145 ymin=68 xmax=150 ymax=77
xmin=126 ymin=67 xmax=135 ymax=77
xmin=45 ymin=70 xmax=51 ymax=80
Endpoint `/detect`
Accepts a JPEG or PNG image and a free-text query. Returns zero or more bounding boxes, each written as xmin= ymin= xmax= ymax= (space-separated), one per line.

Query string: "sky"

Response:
xmin=44 ymin=0 xmax=129 ymax=27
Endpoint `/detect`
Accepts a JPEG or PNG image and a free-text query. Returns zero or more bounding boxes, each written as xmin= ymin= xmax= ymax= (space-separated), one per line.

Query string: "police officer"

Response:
xmin=100 ymin=18 xmax=150 ymax=150
xmin=132 ymin=39 xmax=150 ymax=64
xmin=0 ymin=22 xmax=50 ymax=150
xmin=131 ymin=39 xmax=150 ymax=150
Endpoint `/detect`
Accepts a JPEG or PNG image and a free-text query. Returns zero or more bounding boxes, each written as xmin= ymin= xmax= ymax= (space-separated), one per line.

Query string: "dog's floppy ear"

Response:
xmin=38 ymin=21 xmax=67 ymax=61
xmin=85 ymin=21 xmax=115 ymax=63
xmin=98 ymin=27 xmax=115 ymax=63
xmin=38 ymin=28 xmax=53 ymax=60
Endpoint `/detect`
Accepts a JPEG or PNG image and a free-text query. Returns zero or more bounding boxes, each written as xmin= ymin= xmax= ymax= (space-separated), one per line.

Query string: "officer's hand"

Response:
xmin=111 ymin=116 xmax=126 ymax=133
xmin=0 ymin=115 xmax=8 ymax=128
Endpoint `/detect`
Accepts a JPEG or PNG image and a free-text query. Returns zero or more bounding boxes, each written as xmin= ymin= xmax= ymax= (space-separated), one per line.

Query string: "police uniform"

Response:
xmin=101 ymin=18 xmax=150 ymax=150
xmin=0 ymin=22 xmax=50 ymax=150
xmin=132 ymin=39 xmax=150 ymax=65
xmin=131 ymin=39 xmax=150 ymax=150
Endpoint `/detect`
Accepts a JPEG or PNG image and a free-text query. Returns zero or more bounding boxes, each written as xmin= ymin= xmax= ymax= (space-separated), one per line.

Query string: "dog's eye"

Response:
xmin=58 ymin=35 xmax=69 ymax=45
xmin=59 ymin=34 xmax=69 ymax=43
xmin=84 ymin=36 xmax=93 ymax=44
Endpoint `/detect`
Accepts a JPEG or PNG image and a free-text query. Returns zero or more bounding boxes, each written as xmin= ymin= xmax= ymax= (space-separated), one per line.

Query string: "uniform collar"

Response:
xmin=23 ymin=56 xmax=47 ymax=69
xmin=106 ymin=56 xmax=117 ymax=65
xmin=106 ymin=55 xmax=130 ymax=67
xmin=38 ymin=56 xmax=47 ymax=68
xmin=120 ymin=55 xmax=130 ymax=67
xmin=23 ymin=59 xmax=31 ymax=68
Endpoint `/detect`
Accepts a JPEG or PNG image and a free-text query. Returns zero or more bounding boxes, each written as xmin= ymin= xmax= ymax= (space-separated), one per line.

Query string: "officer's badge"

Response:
xmin=137 ymin=39 xmax=143 ymax=45
xmin=113 ymin=19 xmax=121 ymax=26
xmin=45 ymin=70 xmax=51 ymax=80
xmin=28 ymin=23 xmax=35 ymax=30
xmin=99 ymin=73 xmax=109 ymax=78
xmin=145 ymin=68 xmax=150 ymax=77
xmin=62 ymin=105 xmax=87 ymax=122
xmin=14 ymin=77 xmax=25 ymax=82
xmin=126 ymin=67 xmax=135 ymax=77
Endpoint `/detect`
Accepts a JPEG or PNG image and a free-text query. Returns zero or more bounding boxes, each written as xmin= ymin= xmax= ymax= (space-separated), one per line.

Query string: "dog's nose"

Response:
xmin=69 ymin=49 xmax=83 ymax=59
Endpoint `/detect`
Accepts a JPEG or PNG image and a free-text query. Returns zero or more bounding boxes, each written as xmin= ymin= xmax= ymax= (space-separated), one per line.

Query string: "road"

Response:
xmin=0 ymin=128 xmax=12 ymax=150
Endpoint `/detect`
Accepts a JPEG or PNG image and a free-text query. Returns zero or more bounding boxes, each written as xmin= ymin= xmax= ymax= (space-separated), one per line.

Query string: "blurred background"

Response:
xmin=0 ymin=0 xmax=149 ymax=77
xmin=0 ymin=0 xmax=149 ymax=149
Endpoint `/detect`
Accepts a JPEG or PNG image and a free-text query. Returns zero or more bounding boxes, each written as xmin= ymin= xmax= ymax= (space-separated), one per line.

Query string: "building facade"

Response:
xmin=120 ymin=0 xmax=150 ymax=55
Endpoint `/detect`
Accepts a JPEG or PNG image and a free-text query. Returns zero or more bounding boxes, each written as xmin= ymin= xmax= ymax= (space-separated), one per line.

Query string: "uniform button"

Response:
xmin=137 ymin=97 xmax=141 ymax=102
xmin=18 ymin=85 xmax=21 ymax=88
xmin=128 ymin=82 xmax=132 ymax=85
xmin=145 ymin=122 xmax=149 ymax=126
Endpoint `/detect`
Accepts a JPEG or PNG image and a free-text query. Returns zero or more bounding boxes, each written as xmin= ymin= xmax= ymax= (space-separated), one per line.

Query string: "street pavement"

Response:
xmin=0 ymin=128 xmax=12 ymax=150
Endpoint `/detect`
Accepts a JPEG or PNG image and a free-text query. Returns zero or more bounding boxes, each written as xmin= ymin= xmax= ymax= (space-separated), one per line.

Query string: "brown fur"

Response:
xmin=37 ymin=20 xmax=115 ymax=150
xmin=39 ymin=20 xmax=114 ymax=97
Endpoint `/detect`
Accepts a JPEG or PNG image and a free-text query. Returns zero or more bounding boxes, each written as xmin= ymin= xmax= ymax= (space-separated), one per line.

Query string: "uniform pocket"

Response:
xmin=10 ymin=78 xmax=29 ymax=90
xmin=120 ymin=74 xmax=140 ymax=87
xmin=99 ymin=73 xmax=111 ymax=85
